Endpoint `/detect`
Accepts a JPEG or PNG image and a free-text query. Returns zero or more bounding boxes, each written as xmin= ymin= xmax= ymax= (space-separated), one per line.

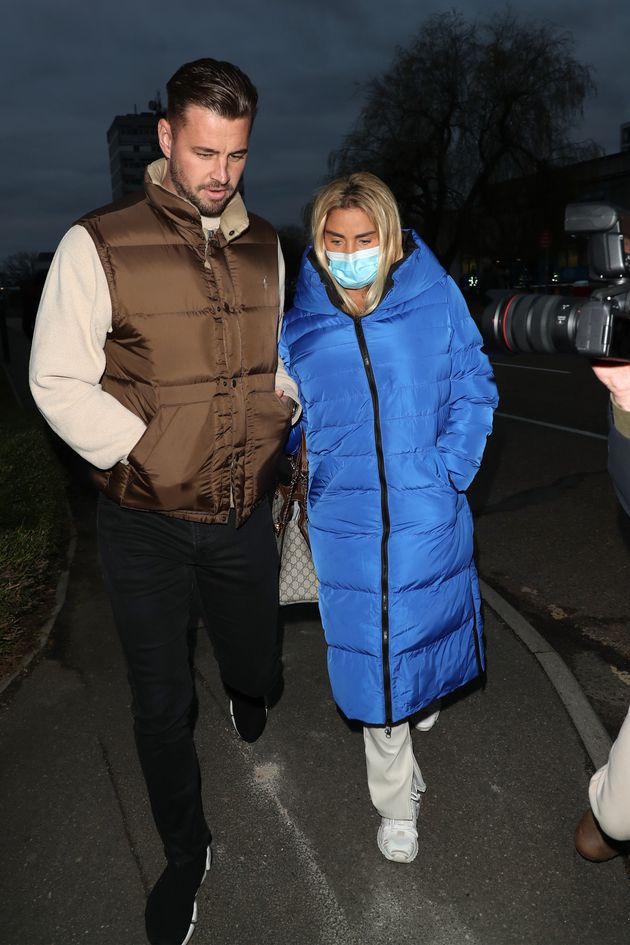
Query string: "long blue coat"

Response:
xmin=279 ymin=233 xmax=498 ymax=724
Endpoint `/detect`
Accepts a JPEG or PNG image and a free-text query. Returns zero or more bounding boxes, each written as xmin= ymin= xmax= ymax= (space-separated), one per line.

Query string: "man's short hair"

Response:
xmin=166 ymin=58 xmax=258 ymax=127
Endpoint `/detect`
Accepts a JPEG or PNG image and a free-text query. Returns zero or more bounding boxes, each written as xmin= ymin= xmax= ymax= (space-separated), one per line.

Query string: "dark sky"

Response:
xmin=2 ymin=0 xmax=629 ymax=260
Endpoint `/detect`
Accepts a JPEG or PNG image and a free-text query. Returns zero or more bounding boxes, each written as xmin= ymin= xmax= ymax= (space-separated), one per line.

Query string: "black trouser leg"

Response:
xmin=97 ymin=496 xmax=281 ymax=866
xmin=193 ymin=501 xmax=281 ymax=698
xmin=97 ymin=496 xmax=209 ymax=866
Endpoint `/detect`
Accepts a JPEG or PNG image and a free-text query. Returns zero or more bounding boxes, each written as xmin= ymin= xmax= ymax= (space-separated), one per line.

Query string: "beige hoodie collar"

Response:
xmin=145 ymin=158 xmax=250 ymax=244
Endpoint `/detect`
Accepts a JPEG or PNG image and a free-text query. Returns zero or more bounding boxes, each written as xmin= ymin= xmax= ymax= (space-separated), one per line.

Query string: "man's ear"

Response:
xmin=157 ymin=118 xmax=173 ymax=159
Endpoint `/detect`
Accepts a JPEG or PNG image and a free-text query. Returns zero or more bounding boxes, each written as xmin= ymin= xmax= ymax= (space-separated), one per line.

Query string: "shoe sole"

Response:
xmin=180 ymin=846 xmax=212 ymax=945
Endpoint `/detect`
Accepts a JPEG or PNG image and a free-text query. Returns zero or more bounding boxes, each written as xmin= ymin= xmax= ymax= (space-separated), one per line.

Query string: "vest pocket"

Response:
xmin=246 ymin=390 xmax=292 ymax=490
xmin=127 ymin=405 xmax=179 ymax=470
xmin=248 ymin=389 xmax=293 ymax=429
xmin=123 ymin=389 xmax=217 ymax=511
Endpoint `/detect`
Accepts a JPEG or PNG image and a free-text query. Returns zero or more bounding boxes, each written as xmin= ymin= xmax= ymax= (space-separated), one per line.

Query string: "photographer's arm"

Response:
xmin=591 ymin=363 xmax=630 ymax=514
xmin=580 ymin=361 xmax=630 ymax=850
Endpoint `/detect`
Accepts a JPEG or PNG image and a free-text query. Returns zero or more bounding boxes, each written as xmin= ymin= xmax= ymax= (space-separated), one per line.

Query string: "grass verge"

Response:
xmin=0 ymin=368 xmax=70 ymax=683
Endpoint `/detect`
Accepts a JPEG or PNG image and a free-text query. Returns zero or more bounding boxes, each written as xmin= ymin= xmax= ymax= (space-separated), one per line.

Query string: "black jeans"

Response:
xmin=97 ymin=494 xmax=280 ymax=866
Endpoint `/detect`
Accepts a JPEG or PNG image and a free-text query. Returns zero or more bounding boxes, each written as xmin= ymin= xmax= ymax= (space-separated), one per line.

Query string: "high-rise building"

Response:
xmin=108 ymin=97 xmax=165 ymax=200
xmin=621 ymin=122 xmax=630 ymax=153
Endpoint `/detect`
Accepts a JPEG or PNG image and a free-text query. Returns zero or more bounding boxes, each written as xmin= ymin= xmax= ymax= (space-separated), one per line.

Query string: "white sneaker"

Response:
xmin=414 ymin=701 xmax=441 ymax=732
xmin=377 ymin=784 xmax=423 ymax=863
xmin=377 ymin=817 xmax=418 ymax=862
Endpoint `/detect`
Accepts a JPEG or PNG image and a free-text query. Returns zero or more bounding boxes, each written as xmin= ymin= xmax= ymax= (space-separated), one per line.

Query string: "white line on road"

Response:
xmin=491 ymin=361 xmax=571 ymax=375
xmin=495 ymin=411 xmax=607 ymax=440
xmin=249 ymin=761 xmax=360 ymax=945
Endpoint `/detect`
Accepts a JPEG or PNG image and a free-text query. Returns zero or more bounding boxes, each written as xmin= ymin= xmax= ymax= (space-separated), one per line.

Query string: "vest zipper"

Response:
xmin=352 ymin=317 xmax=393 ymax=727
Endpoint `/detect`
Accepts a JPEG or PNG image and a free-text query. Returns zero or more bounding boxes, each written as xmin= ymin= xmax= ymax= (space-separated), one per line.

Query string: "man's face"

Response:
xmin=158 ymin=105 xmax=251 ymax=216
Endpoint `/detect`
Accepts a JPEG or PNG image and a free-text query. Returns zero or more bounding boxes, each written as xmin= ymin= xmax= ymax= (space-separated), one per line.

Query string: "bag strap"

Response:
xmin=295 ymin=429 xmax=311 ymax=550
xmin=300 ymin=428 xmax=308 ymax=475
xmin=275 ymin=435 xmax=304 ymax=551
xmin=276 ymin=428 xmax=313 ymax=554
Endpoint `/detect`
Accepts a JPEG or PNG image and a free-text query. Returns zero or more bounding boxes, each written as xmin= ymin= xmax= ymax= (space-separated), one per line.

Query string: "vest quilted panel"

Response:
xmin=78 ymin=184 xmax=290 ymax=524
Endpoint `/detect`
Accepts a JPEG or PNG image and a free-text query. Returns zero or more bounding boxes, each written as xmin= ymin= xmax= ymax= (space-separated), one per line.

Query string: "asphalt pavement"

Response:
xmin=0 ymin=472 xmax=629 ymax=945
xmin=468 ymin=352 xmax=630 ymax=739
xmin=1 ymin=321 xmax=630 ymax=944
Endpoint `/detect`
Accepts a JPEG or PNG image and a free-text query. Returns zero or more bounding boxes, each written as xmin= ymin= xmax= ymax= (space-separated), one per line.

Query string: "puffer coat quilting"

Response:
xmin=280 ymin=232 xmax=498 ymax=724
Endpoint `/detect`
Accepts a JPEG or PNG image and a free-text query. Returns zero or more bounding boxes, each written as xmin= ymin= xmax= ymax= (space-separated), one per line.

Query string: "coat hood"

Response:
xmin=293 ymin=229 xmax=446 ymax=315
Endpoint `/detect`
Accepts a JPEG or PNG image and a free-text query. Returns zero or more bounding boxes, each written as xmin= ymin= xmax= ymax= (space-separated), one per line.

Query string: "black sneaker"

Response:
xmin=145 ymin=845 xmax=211 ymax=945
xmin=229 ymin=691 xmax=268 ymax=743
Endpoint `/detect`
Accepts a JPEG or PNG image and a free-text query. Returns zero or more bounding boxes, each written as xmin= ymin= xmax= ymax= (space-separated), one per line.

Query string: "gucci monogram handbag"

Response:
xmin=273 ymin=430 xmax=319 ymax=606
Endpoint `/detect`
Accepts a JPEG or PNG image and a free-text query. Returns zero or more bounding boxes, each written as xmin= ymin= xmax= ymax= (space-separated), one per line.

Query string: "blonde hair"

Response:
xmin=311 ymin=172 xmax=403 ymax=315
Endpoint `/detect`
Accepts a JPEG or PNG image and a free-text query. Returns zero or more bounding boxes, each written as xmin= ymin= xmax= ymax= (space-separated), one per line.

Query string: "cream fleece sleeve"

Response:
xmin=29 ymin=225 xmax=147 ymax=470
xmin=274 ymin=239 xmax=301 ymax=420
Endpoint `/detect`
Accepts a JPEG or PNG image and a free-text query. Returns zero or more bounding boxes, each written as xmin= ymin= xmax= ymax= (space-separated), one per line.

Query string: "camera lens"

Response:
xmin=481 ymin=294 xmax=583 ymax=355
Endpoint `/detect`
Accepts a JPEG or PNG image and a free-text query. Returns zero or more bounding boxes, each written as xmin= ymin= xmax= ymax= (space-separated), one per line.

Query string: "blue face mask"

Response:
xmin=325 ymin=246 xmax=380 ymax=289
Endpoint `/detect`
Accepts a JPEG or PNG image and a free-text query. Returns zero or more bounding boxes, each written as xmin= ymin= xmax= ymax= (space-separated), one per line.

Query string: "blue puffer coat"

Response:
xmin=279 ymin=232 xmax=498 ymax=725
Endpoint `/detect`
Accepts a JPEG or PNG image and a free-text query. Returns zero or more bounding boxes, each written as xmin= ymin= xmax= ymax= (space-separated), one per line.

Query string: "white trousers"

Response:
xmin=363 ymin=722 xmax=426 ymax=820
xmin=589 ymin=703 xmax=630 ymax=841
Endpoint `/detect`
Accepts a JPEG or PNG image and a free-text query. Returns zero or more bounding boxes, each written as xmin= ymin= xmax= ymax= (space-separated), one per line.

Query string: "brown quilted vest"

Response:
xmin=78 ymin=163 xmax=291 ymax=525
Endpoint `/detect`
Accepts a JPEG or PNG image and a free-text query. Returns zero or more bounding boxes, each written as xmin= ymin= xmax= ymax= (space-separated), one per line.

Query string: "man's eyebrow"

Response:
xmin=192 ymin=147 xmax=249 ymax=154
xmin=325 ymin=228 xmax=377 ymax=238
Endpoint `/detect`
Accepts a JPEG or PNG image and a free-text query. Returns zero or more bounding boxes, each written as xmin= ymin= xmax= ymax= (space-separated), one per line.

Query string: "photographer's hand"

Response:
xmin=591 ymin=362 xmax=630 ymax=413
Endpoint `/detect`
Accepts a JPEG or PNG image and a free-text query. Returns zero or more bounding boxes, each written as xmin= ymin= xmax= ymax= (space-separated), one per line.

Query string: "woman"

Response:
xmin=279 ymin=173 xmax=498 ymax=863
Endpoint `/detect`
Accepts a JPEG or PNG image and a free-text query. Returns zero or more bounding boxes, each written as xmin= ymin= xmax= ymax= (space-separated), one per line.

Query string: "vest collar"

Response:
xmin=144 ymin=158 xmax=249 ymax=244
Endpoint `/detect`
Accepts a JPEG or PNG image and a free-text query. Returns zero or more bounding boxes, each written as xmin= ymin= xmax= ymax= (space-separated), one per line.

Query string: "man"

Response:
xmin=30 ymin=58 xmax=298 ymax=945
xmin=574 ymin=361 xmax=630 ymax=862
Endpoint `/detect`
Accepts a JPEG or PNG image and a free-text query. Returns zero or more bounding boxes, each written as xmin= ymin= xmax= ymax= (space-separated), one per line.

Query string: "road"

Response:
xmin=470 ymin=348 xmax=630 ymax=737
xmin=3 ymin=472 xmax=629 ymax=945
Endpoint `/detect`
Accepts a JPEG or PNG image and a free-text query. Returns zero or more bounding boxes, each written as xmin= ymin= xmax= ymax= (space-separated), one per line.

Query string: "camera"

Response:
xmin=479 ymin=203 xmax=630 ymax=361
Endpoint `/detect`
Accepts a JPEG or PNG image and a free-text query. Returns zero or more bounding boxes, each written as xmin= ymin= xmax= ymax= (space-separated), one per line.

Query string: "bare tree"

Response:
xmin=329 ymin=9 xmax=599 ymax=268
xmin=277 ymin=225 xmax=308 ymax=306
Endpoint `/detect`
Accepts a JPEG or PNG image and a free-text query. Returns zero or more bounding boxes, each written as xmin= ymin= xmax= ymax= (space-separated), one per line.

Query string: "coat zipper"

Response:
xmin=353 ymin=317 xmax=393 ymax=728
